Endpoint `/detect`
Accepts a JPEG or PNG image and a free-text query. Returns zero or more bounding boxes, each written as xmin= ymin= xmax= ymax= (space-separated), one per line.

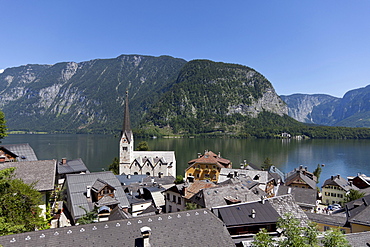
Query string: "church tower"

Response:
xmin=119 ymin=91 xmax=134 ymax=175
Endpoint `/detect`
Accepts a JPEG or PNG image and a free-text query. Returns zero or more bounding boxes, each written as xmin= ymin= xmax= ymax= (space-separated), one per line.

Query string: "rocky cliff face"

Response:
xmin=281 ymin=85 xmax=370 ymax=127
xmin=0 ymin=55 xmax=186 ymax=132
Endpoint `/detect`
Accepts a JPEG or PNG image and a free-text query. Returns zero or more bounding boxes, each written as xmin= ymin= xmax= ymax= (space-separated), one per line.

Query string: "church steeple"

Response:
xmin=122 ymin=91 xmax=132 ymax=138
xmin=119 ymin=91 xmax=134 ymax=175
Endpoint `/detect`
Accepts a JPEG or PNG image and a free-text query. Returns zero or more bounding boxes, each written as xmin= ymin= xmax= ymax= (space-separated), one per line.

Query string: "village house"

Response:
xmin=185 ymin=150 xmax=232 ymax=182
xmin=212 ymin=194 xmax=309 ymax=246
xmin=0 ymin=143 xmax=38 ymax=162
xmin=275 ymin=185 xmax=317 ymax=212
xmin=63 ymin=171 xmax=130 ymax=224
xmin=119 ymin=92 xmax=176 ymax=177
xmin=57 ymin=158 xmax=90 ymax=182
xmin=163 ymin=180 xmax=216 ymax=212
xmin=285 ymin=165 xmax=317 ymax=190
xmin=0 ymin=160 xmax=56 ymax=218
xmin=321 ymin=174 xmax=359 ymax=205
xmin=189 ymin=177 xmax=266 ymax=209
xmin=0 ymin=209 xmax=235 ymax=247
xmin=218 ymin=168 xmax=277 ymax=197
xmin=306 ymin=212 xmax=350 ymax=233
xmin=347 ymin=173 xmax=370 ymax=189
xmin=344 ymin=194 xmax=370 ymax=233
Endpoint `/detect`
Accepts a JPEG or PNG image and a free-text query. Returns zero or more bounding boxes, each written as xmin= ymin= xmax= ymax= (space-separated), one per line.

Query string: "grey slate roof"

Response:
xmin=276 ymin=185 xmax=317 ymax=208
xmin=1 ymin=143 xmax=38 ymax=161
xmin=57 ymin=158 xmax=89 ymax=174
xmin=267 ymin=194 xmax=309 ymax=226
xmin=0 ymin=209 xmax=235 ymax=247
xmin=345 ymin=231 xmax=370 ymax=246
xmin=191 ymin=181 xmax=266 ymax=209
xmin=0 ymin=160 xmax=56 ymax=191
xmin=322 ymin=175 xmax=359 ymax=191
xmin=65 ymin=171 xmax=129 ymax=220
xmin=305 ymin=212 xmax=347 ymax=227
xmin=213 ymin=200 xmax=281 ymax=227
xmin=345 ymin=194 xmax=370 ymax=227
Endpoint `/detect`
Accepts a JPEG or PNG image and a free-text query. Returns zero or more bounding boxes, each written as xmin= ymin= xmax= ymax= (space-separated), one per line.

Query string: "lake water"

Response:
xmin=2 ymin=134 xmax=370 ymax=186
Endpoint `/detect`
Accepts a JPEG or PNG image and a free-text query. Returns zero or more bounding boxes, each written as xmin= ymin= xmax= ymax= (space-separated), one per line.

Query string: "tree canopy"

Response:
xmin=0 ymin=167 xmax=48 ymax=235
xmin=0 ymin=111 xmax=7 ymax=142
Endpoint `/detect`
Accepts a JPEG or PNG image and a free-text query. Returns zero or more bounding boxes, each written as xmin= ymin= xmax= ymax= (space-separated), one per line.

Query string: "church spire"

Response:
xmin=122 ymin=91 xmax=131 ymax=136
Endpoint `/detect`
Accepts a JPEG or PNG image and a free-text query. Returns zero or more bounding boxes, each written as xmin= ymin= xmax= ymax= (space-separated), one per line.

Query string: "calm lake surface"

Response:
xmin=3 ymin=134 xmax=370 ymax=186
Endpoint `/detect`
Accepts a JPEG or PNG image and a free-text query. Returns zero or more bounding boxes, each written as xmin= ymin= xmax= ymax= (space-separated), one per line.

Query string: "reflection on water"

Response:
xmin=3 ymin=134 xmax=370 ymax=186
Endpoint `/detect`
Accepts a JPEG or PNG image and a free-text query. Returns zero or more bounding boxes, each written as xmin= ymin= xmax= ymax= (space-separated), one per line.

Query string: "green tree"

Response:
xmin=321 ymin=228 xmax=350 ymax=247
xmin=77 ymin=206 xmax=97 ymax=225
xmin=185 ymin=202 xmax=198 ymax=210
xmin=252 ymin=228 xmax=275 ymax=247
xmin=108 ymin=157 xmax=120 ymax=175
xmin=313 ymin=164 xmax=322 ymax=184
xmin=261 ymin=157 xmax=272 ymax=170
xmin=174 ymin=175 xmax=184 ymax=184
xmin=0 ymin=167 xmax=48 ymax=235
xmin=0 ymin=111 xmax=7 ymax=142
xmin=135 ymin=141 xmax=150 ymax=151
xmin=343 ymin=189 xmax=365 ymax=203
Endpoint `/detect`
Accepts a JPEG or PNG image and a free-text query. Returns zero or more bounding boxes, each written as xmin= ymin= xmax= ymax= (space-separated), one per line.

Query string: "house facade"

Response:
xmin=185 ymin=150 xmax=232 ymax=182
xmin=322 ymin=174 xmax=359 ymax=205
xmin=285 ymin=166 xmax=317 ymax=190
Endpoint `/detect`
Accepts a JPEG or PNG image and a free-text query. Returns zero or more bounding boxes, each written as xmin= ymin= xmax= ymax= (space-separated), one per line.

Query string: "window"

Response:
xmin=168 ymin=205 xmax=172 ymax=213
xmin=172 ymin=195 xmax=176 ymax=202
xmin=177 ymin=197 xmax=181 ymax=205
xmin=167 ymin=193 xmax=170 ymax=201
xmin=324 ymin=226 xmax=330 ymax=231
xmin=331 ymin=193 xmax=336 ymax=197
xmin=123 ymin=147 xmax=127 ymax=151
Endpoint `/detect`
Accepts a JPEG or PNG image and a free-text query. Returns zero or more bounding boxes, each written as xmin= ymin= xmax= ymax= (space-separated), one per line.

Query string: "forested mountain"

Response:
xmin=282 ymin=85 xmax=370 ymax=128
xmin=0 ymin=55 xmax=186 ymax=133
xmin=142 ymin=60 xmax=288 ymax=135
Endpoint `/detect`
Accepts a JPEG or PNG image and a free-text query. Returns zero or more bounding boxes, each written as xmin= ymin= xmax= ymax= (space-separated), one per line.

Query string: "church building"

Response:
xmin=119 ymin=92 xmax=176 ymax=177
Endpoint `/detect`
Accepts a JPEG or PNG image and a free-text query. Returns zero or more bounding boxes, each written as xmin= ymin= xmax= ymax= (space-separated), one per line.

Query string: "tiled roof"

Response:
xmin=322 ymin=175 xmax=359 ymax=191
xmin=345 ymin=194 xmax=370 ymax=227
xmin=276 ymin=185 xmax=317 ymax=207
xmin=345 ymin=231 xmax=370 ymax=246
xmin=267 ymin=194 xmax=309 ymax=226
xmin=65 ymin=171 xmax=129 ymax=220
xmin=0 ymin=143 xmax=38 ymax=162
xmin=285 ymin=171 xmax=317 ymax=190
xmin=57 ymin=158 xmax=89 ymax=174
xmin=188 ymin=150 xmax=231 ymax=168
xmin=184 ymin=180 xmax=216 ymax=200
xmin=305 ymin=212 xmax=347 ymax=227
xmin=0 ymin=209 xmax=235 ymax=247
xmin=0 ymin=160 xmax=56 ymax=191
xmin=214 ymin=200 xmax=281 ymax=227
xmin=218 ymin=168 xmax=272 ymax=184
xmin=191 ymin=182 xmax=266 ymax=209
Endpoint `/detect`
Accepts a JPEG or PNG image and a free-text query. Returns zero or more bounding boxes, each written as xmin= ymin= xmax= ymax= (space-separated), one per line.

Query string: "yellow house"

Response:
xmin=322 ymin=175 xmax=359 ymax=205
xmin=306 ymin=212 xmax=350 ymax=234
xmin=185 ymin=150 xmax=232 ymax=182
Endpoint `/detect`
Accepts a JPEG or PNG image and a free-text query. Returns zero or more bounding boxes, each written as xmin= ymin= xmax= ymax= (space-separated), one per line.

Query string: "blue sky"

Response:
xmin=1 ymin=1 xmax=369 ymax=97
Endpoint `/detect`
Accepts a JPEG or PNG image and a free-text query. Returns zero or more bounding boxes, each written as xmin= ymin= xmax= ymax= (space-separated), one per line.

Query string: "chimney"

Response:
xmin=337 ymin=174 xmax=340 ymax=179
xmin=305 ymin=166 xmax=307 ymax=171
xmin=218 ymin=152 xmax=221 ymax=158
xmin=127 ymin=174 xmax=131 ymax=179
xmin=86 ymin=186 xmax=91 ymax=198
xmin=288 ymin=187 xmax=292 ymax=194
xmin=140 ymin=226 xmax=151 ymax=247
xmin=251 ymin=209 xmax=256 ymax=219
xmin=197 ymin=153 xmax=201 ymax=158
xmin=62 ymin=158 xmax=67 ymax=165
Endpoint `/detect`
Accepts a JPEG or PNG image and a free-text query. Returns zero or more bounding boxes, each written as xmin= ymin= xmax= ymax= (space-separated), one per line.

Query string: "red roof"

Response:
xmin=188 ymin=150 xmax=231 ymax=168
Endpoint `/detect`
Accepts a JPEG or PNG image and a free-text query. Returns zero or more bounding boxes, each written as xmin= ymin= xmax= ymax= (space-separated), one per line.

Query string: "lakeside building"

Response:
xmin=321 ymin=174 xmax=359 ymax=205
xmin=185 ymin=150 xmax=232 ymax=182
xmin=119 ymin=92 xmax=176 ymax=177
